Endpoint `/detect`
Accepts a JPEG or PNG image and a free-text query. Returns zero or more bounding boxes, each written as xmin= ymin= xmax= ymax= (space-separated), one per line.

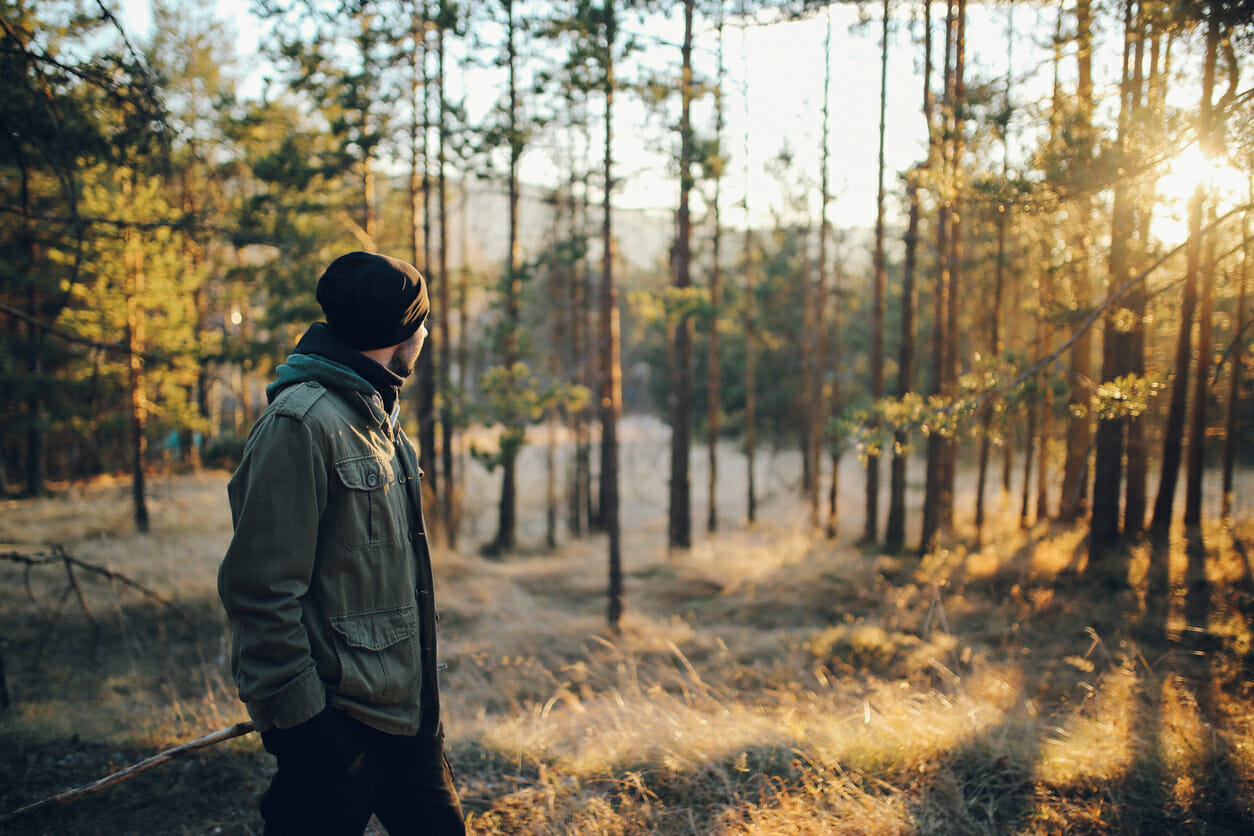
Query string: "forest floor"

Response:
xmin=1 ymin=416 xmax=1253 ymax=834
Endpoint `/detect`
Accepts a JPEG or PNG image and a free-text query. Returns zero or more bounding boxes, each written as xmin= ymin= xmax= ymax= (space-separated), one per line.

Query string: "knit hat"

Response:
xmin=315 ymin=251 xmax=429 ymax=351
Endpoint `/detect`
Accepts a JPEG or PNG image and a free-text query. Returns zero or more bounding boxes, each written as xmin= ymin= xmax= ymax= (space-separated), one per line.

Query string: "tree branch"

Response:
xmin=1 ymin=546 xmax=194 ymax=630
xmin=0 ymin=722 xmax=256 ymax=825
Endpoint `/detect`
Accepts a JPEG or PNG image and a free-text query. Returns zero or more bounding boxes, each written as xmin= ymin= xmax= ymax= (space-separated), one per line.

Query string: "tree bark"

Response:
xmin=493 ymin=0 xmax=522 ymax=554
xmin=865 ymin=0 xmax=889 ymax=544
xmin=707 ymin=8 xmax=725 ymax=535
xmin=1222 ymin=207 xmax=1248 ymax=521
xmin=123 ymin=176 xmax=149 ymax=534
xmin=1150 ymin=2 xmax=1216 ymax=539
xmin=436 ymin=16 xmax=457 ymax=548
xmin=1090 ymin=0 xmax=1142 ymax=560
xmin=885 ymin=170 xmax=919 ymax=552
xmin=668 ymin=0 xmax=695 ymax=551
xmin=1185 ymin=200 xmax=1218 ymax=527
xmin=818 ymin=8 xmax=834 ymax=537
xmin=601 ymin=1 xmax=624 ymax=631
xmin=1058 ymin=0 xmax=1095 ymax=524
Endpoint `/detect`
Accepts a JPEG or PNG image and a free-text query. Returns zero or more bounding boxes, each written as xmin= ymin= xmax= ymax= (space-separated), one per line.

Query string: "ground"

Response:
xmin=2 ymin=418 xmax=1253 ymax=834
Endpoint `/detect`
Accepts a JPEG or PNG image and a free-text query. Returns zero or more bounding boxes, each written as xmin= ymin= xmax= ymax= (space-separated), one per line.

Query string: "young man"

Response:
xmin=219 ymin=251 xmax=464 ymax=835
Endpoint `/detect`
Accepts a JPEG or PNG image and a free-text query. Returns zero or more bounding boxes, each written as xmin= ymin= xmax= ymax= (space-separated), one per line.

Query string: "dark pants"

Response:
xmin=260 ymin=711 xmax=465 ymax=836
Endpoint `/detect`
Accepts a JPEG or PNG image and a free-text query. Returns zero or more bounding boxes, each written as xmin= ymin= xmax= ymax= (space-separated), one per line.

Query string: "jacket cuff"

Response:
xmin=244 ymin=667 xmax=327 ymax=731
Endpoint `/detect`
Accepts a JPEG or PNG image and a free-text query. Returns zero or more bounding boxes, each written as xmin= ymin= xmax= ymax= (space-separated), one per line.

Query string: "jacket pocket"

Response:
xmin=329 ymin=606 xmax=420 ymax=704
xmin=332 ymin=453 xmax=401 ymax=549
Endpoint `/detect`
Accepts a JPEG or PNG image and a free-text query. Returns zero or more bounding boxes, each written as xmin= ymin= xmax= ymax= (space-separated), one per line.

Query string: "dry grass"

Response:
xmin=2 ymin=422 xmax=1253 ymax=834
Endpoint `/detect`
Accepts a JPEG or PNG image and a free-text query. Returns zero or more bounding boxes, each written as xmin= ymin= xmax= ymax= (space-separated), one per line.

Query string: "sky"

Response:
xmin=114 ymin=1 xmax=1071 ymax=233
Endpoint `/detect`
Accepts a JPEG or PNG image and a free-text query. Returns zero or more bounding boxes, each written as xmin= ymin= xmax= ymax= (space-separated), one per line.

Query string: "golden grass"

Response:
xmin=3 ymin=433 xmax=1254 ymax=833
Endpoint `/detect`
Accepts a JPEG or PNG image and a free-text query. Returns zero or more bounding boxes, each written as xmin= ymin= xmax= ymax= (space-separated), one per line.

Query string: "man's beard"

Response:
xmin=388 ymin=349 xmax=417 ymax=379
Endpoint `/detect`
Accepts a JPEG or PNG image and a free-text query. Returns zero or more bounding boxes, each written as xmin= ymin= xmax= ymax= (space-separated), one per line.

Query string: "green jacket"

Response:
xmin=218 ymin=353 xmax=440 ymax=737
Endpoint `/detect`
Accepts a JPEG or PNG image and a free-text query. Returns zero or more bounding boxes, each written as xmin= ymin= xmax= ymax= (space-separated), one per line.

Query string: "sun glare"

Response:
xmin=1152 ymin=143 xmax=1245 ymax=246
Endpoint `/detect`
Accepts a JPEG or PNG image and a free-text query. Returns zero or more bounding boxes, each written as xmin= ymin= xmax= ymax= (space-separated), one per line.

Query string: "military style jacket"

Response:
xmin=218 ymin=352 xmax=440 ymax=737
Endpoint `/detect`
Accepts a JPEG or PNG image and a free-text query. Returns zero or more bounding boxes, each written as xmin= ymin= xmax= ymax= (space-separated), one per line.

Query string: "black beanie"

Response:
xmin=315 ymin=251 xmax=430 ymax=351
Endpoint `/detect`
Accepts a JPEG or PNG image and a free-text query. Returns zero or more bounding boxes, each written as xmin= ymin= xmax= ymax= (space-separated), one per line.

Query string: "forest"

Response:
xmin=4 ymin=0 xmax=1254 ymax=832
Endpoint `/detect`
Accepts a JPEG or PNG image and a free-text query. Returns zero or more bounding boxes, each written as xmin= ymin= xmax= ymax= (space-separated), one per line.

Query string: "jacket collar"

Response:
xmin=268 ymin=323 xmax=404 ymax=416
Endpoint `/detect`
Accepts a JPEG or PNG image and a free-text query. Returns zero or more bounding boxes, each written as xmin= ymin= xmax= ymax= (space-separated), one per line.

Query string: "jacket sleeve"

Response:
xmin=218 ymin=412 xmax=330 ymax=731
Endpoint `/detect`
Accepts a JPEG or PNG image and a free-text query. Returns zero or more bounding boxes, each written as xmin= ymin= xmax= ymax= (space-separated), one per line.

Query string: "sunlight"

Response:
xmin=1037 ymin=663 xmax=1138 ymax=787
xmin=1152 ymin=142 xmax=1245 ymax=246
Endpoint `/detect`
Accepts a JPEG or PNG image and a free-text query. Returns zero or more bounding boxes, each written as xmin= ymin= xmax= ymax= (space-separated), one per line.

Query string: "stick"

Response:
xmin=0 ymin=721 xmax=255 ymax=825
xmin=2 ymin=547 xmax=195 ymax=629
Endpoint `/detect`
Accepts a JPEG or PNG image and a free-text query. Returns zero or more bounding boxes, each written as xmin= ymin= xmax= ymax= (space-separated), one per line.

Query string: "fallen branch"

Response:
xmin=1 ymin=546 xmax=194 ymax=630
xmin=0 ymin=721 xmax=256 ymax=825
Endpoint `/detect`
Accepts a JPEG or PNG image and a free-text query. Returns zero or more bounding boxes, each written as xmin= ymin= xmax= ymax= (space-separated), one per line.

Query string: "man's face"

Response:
xmin=388 ymin=323 xmax=428 ymax=378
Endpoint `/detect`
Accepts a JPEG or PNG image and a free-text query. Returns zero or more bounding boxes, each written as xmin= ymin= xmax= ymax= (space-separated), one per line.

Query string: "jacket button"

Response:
xmin=366 ymin=473 xmax=378 ymax=487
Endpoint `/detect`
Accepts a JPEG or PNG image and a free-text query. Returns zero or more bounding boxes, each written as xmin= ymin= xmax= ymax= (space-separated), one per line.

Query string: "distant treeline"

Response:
xmin=2 ymin=0 xmax=1253 ymax=572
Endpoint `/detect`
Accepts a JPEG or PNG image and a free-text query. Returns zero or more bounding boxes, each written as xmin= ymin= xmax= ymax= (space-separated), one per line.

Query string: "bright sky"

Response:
xmin=116 ymin=1 xmax=1065 ymax=232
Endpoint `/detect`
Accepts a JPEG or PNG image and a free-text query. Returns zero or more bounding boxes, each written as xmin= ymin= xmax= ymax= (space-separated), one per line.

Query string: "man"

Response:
xmin=219 ymin=251 xmax=464 ymax=835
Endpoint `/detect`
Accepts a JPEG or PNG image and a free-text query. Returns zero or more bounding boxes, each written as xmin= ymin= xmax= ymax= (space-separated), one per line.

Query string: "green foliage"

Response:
xmin=470 ymin=362 xmax=590 ymax=472
xmin=630 ymin=286 xmax=712 ymax=329
xmin=1090 ymin=374 xmax=1166 ymax=422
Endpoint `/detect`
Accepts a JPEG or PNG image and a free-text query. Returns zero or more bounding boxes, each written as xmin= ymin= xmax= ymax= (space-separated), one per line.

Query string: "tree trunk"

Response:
xmin=1123 ymin=8 xmax=1151 ymax=537
xmin=668 ymin=0 xmax=695 ymax=551
xmin=939 ymin=0 xmax=966 ymax=534
xmin=865 ymin=0 xmax=890 ymax=544
xmin=1185 ymin=201 xmax=1218 ymax=527
xmin=976 ymin=1 xmax=1015 ymax=543
xmin=601 ymin=2 xmax=624 ymax=631
xmin=1058 ymin=0 xmax=1095 ymax=524
xmin=1020 ymin=395 xmax=1036 ymax=528
xmin=885 ymin=170 xmax=919 ymax=552
xmin=1090 ymin=0 xmax=1141 ymax=561
xmin=436 ymin=18 xmax=457 ymax=548
xmin=413 ymin=4 xmax=439 ymax=540
xmin=707 ymin=9 xmax=725 ymax=535
xmin=919 ymin=0 xmax=947 ymax=554
xmin=571 ymin=145 xmax=593 ymax=538
xmin=740 ymin=0 xmax=757 ymax=525
xmin=818 ymin=8 xmax=834 ymax=537
xmin=1150 ymin=2 xmax=1216 ymax=539
xmin=493 ymin=0 xmax=522 ymax=554
xmin=1222 ymin=208 xmax=1248 ymax=521
xmin=124 ymin=181 xmax=149 ymax=534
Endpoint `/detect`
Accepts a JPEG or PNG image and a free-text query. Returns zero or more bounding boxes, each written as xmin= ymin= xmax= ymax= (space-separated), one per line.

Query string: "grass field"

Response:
xmin=2 ymin=420 xmax=1253 ymax=834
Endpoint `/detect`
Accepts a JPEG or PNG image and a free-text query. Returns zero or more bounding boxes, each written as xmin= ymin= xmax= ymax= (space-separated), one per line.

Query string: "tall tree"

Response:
xmin=588 ymin=0 xmax=625 ymax=631
xmin=0 ymin=0 xmax=169 ymax=496
xmin=975 ymin=0 xmax=1015 ymax=543
xmin=886 ymin=0 xmax=933 ymax=552
xmin=1221 ymin=197 xmax=1250 ymax=522
xmin=1058 ymin=0 xmax=1097 ymax=524
xmin=817 ymin=5 xmax=834 ymax=537
xmin=939 ymin=0 xmax=966 ymax=533
xmin=668 ymin=0 xmax=696 ymax=551
xmin=1150 ymin=0 xmax=1220 ymax=539
xmin=884 ymin=167 xmax=919 ymax=552
xmin=864 ymin=0 xmax=890 ymax=544
xmin=256 ymin=0 xmax=404 ymax=245
xmin=1184 ymin=0 xmax=1240 ymax=528
xmin=484 ymin=0 xmax=530 ymax=554
xmin=1090 ymin=0 xmax=1146 ymax=558
xmin=706 ymin=3 xmax=725 ymax=534
xmin=740 ymin=0 xmax=758 ymax=525
xmin=920 ymin=0 xmax=952 ymax=553
xmin=435 ymin=3 xmax=459 ymax=547
xmin=408 ymin=1 xmax=438 ymax=540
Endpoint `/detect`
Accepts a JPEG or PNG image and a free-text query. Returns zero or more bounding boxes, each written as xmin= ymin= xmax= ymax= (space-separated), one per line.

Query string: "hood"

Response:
xmin=265 ymin=353 xmax=377 ymax=404
xmin=265 ymin=322 xmax=404 ymax=415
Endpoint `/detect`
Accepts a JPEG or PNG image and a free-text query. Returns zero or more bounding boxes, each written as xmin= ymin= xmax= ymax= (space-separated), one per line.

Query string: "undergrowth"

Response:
xmin=2 ymin=463 xmax=1252 ymax=834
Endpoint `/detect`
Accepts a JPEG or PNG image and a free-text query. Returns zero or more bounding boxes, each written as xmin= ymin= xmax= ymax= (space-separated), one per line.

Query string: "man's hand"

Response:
xmin=260 ymin=706 xmax=361 ymax=767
